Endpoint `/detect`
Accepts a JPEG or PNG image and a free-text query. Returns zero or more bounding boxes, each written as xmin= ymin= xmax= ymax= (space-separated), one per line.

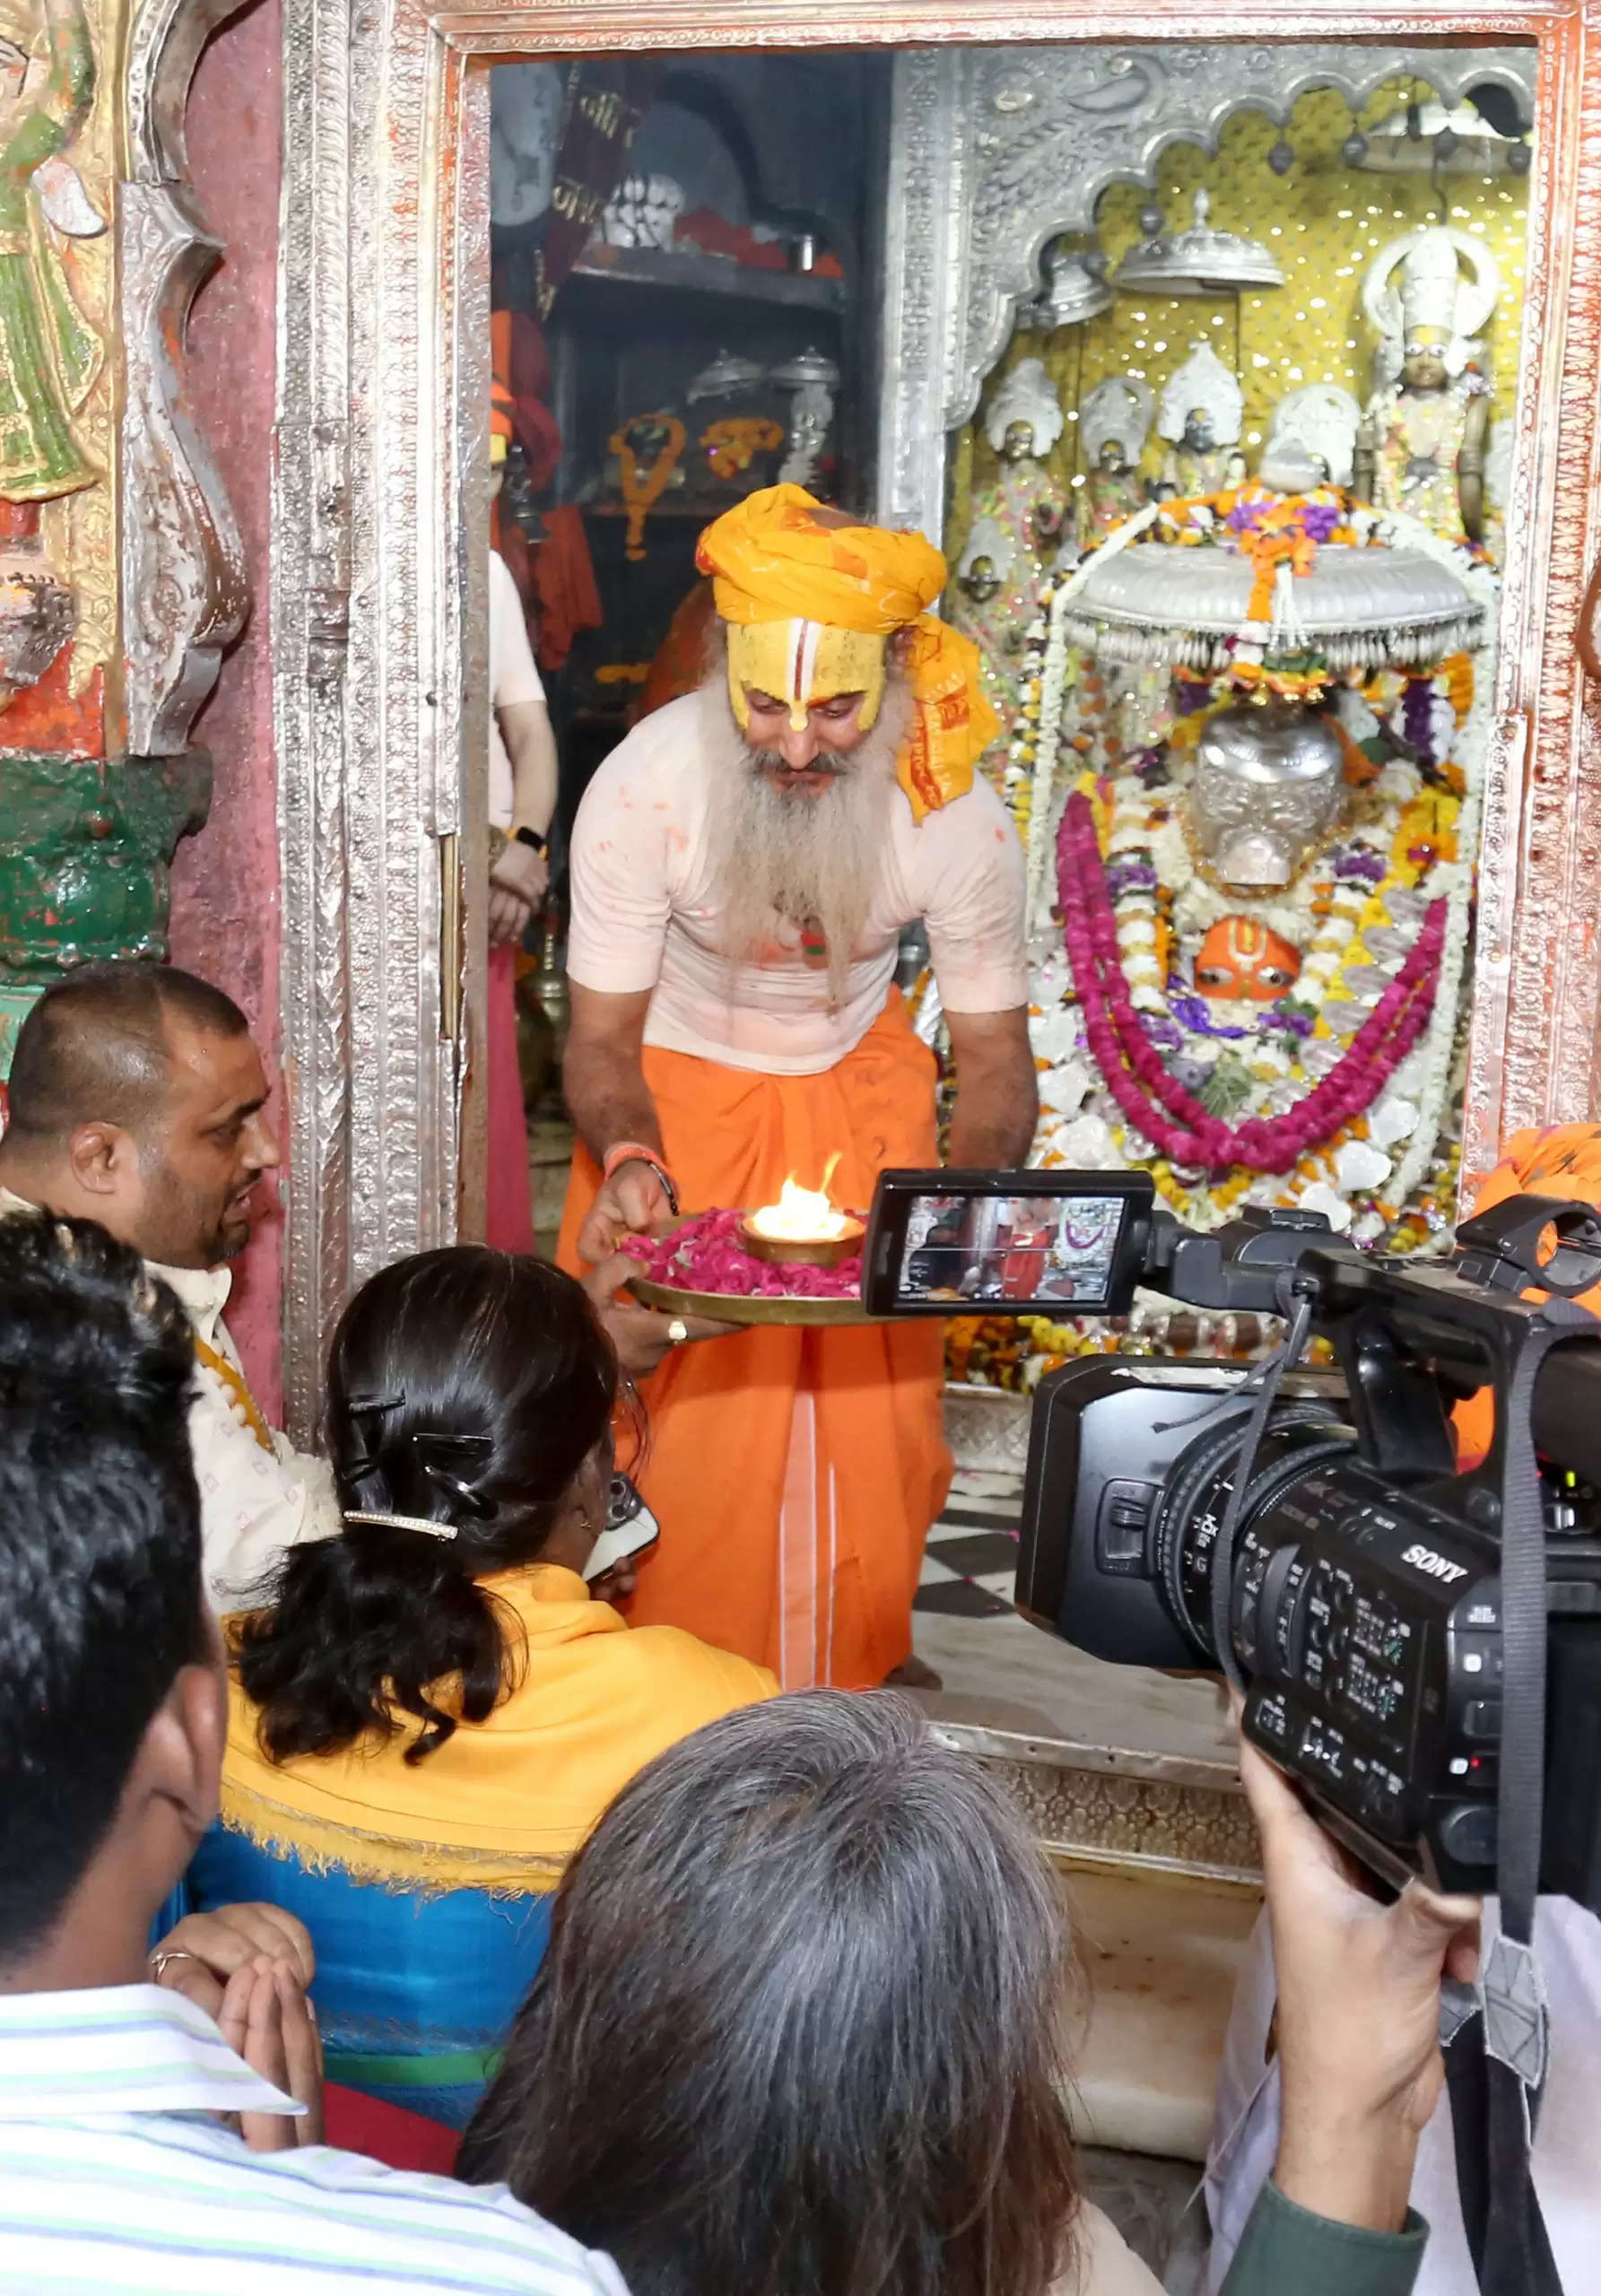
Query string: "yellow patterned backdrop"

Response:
xmin=946 ymin=82 xmax=1529 ymax=559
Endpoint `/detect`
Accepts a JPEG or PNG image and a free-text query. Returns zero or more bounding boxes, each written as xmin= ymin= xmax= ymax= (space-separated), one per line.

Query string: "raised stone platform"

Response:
xmin=931 ymin=1382 xmax=1262 ymax=1888
xmin=930 ymin=1385 xmax=1261 ymax=2202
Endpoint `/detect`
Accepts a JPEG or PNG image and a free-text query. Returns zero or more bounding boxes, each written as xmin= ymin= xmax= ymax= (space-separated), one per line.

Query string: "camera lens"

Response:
xmin=1150 ymin=1400 xmax=1355 ymax=1658
xmin=606 ymin=1473 xmax=644 ymax=1531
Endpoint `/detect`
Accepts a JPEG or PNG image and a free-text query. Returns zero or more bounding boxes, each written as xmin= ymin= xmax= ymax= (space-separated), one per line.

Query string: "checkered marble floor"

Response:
xmin=915 ymin=1466 xmax=1025 ymax=1622
xmin=909 ymin=1460 xmax=1236 ymax=1759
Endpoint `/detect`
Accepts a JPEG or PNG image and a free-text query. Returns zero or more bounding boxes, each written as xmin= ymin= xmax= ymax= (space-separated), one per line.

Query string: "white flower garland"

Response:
xmin=1020 ymin=491 xmax=1492 ymax=1241
xmin=1040 ymin=734 xmax=1487 ymax=1223
xmin=1024 ymin=504 xmax=1159 ymax=928
xmin=1107 ymin=762 xmax=1420 ymax=1051
xmin=1381 ymin=557 xmax=1495 ymax=1213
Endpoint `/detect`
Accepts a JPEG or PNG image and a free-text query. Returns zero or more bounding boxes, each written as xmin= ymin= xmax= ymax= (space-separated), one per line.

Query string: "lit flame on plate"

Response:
xmin=747 ymin=1155 xmax=853 ymax=1241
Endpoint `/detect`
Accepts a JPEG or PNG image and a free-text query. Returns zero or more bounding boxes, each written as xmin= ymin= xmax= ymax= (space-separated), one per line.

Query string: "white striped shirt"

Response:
xmin=0 ymin=1983 xmax=630 ymax=2295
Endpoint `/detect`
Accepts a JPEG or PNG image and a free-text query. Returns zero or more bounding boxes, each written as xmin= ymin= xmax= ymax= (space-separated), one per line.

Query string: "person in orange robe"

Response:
xmin=1454 ymin=1123 xmax=1601 ymax=1465
xmin=557 ymin=484 xmax=1038 ymax=1689
xmin=637 ymin=577 xmax=717 ymax=720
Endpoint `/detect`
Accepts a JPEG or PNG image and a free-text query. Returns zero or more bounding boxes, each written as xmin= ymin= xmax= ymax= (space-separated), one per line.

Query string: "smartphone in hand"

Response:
xmin=582 ymin=1473 xmax=661 ymax=1582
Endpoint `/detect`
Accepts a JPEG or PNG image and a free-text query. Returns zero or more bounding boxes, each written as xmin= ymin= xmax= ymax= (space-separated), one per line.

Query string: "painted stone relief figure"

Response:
xmin=0 ymin=0 xmax=102 ymax=505
xmin=0 ymin=0 xmax=107 ymax=725
xmin=0 ymin=0 xmax=219 ymax=1071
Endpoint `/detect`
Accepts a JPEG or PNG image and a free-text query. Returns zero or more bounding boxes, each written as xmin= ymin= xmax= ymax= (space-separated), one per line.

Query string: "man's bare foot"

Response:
xmin=883 ymin=1654 xmax=943 ymax=1691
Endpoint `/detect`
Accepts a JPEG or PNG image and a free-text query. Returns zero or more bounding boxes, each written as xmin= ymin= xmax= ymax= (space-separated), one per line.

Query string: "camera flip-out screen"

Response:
xmin=862 ymin=1170 xmax=1153 ymax=1318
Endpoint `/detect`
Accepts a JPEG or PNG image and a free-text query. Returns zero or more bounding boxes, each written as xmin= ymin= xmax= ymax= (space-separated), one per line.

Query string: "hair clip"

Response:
xmin=410 ymin=1434 xmax=496 ymax=1521
xmin=342 ymin=1509 xmax=458 ymax=1542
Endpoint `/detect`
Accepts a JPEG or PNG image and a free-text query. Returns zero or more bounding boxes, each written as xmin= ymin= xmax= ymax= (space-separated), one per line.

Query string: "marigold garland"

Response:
xmin=610 ymin=413 xmax=687 ymax=560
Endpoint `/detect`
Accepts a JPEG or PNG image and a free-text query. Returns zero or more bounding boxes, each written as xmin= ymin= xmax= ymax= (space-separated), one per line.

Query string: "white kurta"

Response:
xmin=0 ymin=1187 xmax=339 ymax=1610
xmin=1205 ymin=1896 xmax=1601 ymax=2294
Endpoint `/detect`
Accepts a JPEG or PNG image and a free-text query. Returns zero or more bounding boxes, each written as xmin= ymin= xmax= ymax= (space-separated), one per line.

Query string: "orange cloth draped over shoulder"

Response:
xmin=1455 ymin=1124 xmax=1601 ymax=1465
xmin=695 ymin=483 xmax=999 ymax=822
xmin=558 ymin=993 xmax=951 ymax=1690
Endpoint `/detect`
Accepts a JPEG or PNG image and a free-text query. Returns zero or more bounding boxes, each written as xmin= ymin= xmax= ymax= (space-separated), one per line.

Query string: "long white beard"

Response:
xmin=700 ymin=674 xmax=909 ymax=1006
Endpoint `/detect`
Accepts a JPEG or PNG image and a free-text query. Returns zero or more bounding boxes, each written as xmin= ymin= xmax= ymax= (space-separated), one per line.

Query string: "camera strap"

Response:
xmin=1208 ymin=1281 xmax=1318 ymax=1695
xmin=1445 ymin=1307 xmax=1588 ymax=2296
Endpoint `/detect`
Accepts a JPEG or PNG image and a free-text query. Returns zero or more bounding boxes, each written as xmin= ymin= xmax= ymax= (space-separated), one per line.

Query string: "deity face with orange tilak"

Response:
xmin=1194 ymin=916 xmax=1301 ymax=1003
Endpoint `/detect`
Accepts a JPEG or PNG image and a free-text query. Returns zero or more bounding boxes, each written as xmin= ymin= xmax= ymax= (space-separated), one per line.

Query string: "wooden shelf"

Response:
xmin=566 ymin=244 xmax=845 ymax=314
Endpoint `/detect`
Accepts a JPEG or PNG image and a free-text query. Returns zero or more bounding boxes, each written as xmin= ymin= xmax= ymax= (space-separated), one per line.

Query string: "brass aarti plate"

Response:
xmin=626 ymin=1274 xmax=883 ymax=1328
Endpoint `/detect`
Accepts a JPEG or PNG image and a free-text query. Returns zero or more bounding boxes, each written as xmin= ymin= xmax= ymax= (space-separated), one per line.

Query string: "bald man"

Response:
xmin=0 ymin=961 xmax=341 ymax=1606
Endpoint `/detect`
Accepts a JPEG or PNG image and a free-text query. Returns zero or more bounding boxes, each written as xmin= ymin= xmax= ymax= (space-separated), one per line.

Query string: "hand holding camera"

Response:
xmin=861 ymin=1166 xmax=1601 ymax=2296
xmin=1239 ymin=1726 xmax=1481 ymax=2236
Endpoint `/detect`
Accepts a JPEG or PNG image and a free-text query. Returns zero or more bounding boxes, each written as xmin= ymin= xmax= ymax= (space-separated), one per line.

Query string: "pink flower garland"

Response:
xmin=1057 ymin=791 xmax=1443 ymax=1177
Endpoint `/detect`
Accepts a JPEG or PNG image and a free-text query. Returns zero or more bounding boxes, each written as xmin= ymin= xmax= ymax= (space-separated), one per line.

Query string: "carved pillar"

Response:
xmin=0 ymin=0 xmax=248 ymax=1066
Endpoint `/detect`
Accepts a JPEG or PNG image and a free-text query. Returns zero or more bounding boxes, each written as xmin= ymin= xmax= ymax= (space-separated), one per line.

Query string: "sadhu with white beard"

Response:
xmin=559 ymin=484 xmax=1035 ymax=1688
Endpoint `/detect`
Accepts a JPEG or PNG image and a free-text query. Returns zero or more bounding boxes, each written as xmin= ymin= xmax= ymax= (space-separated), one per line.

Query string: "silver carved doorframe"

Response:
xmin=268 ymin=0 xmax=1597 ymax=1448
xmin=875 ymin=42 xmax=1537 ymax=541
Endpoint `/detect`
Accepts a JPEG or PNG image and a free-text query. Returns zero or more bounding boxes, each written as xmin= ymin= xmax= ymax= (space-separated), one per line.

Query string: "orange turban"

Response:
xmin=695 ymin=483 xmax=999 ymax=820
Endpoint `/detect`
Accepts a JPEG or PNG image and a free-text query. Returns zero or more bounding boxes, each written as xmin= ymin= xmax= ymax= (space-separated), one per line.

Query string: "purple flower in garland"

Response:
xmin=1260 ymin=1004 xmax=1317 ymax=1039
xmin=1105 ymin=860 xmax=1161 ymax=900
xmin=1300 ymin=503 xmax=1342 ymax=543
xmin=1334 ymin=849 xmax=1388 ymax=884
xmin=1137 ymin=1010 xmax=1187 ymax=1054
xmin=1165 ymin=985 xmax=1249 ymax=1039
xmin=1401 ymin=676 xmax=1436 ymax=768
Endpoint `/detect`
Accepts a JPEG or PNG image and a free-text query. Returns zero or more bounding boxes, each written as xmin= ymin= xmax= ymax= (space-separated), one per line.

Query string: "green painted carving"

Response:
xmin=0 ymin=748 xmax=210 ymax=998
xmin=0 ymin=981 xmax=38 ymax=1075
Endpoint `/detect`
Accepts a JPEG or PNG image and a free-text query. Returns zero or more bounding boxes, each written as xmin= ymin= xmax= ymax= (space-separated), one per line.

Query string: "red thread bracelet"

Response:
xmin=602 ymin=1141 xmax=679 ymax=1215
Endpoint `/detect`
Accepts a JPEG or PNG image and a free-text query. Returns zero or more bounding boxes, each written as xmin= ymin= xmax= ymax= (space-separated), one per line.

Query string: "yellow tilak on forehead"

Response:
xmin=726 ymin=618 xmax=887 ymax=734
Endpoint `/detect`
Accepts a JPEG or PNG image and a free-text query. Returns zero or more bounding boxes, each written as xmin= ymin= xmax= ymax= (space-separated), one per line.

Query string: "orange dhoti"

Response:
xmin=558 ymin=994 xmax=951 ymax=1688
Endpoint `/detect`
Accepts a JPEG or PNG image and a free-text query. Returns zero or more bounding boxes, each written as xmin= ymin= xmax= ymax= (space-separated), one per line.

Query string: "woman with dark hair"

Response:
xmin=179 ymin=1247 xmax=774 ymax=2129
xmin=460 ymin=1693 xmax=1461 ymax=2296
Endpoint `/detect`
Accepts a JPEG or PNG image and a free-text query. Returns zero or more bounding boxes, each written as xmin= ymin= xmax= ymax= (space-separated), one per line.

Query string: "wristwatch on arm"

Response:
xmin=488 ymin=825 xmax=549 ymax=865
xmin=602 ymin=1140 xmax=679 ymax=1216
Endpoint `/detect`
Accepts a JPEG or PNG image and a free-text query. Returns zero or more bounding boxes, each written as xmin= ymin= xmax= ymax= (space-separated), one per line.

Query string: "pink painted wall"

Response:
xmin=168 ymin=0 xmax=285 ymax=1414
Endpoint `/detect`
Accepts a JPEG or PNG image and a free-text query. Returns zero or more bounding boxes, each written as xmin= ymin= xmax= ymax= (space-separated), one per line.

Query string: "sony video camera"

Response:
xmin=863 ymin=1167 xmax=1601 ymax=1908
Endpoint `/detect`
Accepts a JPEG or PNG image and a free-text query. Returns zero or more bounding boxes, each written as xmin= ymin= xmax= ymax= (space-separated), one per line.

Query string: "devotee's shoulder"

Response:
xmin=569 ymin=695 xmax=707 ymax=931
xmin=573 ymin=690 xmax=704 ymax=826
xmin=905 ymin=767 xmax=1025 ymax=883
xmin=599 ymin=1614 xmax=779 ymax=1715
xmin=901 ymin=770 xmax=1028 ymax=982
xmin=1050 ymin=2197 xmax=1165 ymax=2294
